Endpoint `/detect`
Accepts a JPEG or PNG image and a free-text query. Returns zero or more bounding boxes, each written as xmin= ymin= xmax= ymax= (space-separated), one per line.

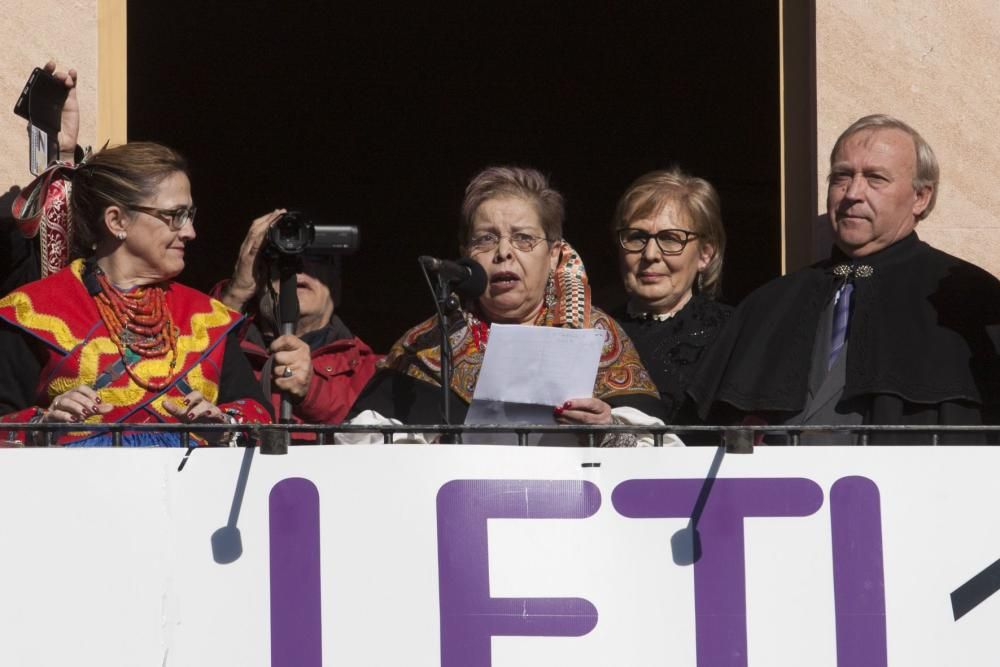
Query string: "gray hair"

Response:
xmin=829 ymin=114 xmax=939 ymax=221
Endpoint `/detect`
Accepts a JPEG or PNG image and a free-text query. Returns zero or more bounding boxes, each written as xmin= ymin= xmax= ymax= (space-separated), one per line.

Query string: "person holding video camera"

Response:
xmin=216 ymin=210 xmax=378 ymax=427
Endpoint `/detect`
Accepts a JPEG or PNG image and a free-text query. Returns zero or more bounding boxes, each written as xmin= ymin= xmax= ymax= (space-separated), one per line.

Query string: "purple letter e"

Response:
xmin=437 ymin=479 xmax=601 ymax=667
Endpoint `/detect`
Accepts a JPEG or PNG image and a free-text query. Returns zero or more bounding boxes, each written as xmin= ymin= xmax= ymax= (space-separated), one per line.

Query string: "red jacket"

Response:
xmin=238 ymin=328 xmax=378 ymax=425
xmin=210 ymin=279 xmax=378 ymax=427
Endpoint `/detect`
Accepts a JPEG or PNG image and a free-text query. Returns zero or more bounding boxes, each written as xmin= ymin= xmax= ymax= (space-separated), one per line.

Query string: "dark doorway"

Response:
xmin=129 ymin=1 xmax=779 ymax=351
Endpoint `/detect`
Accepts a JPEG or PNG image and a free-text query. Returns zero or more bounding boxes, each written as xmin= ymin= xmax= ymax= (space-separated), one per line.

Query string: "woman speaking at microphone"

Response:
xmin=348 ymin=166 xmax=667 ymax=446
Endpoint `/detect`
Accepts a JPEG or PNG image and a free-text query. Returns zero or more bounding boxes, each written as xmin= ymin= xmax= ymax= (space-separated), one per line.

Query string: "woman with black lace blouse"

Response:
xmin=610 ymin=169 xmax=733 ymax=426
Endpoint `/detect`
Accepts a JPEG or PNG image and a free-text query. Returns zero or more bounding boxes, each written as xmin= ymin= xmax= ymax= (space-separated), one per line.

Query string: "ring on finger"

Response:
xmin=282 ymin=365 xmax=294 ymax=378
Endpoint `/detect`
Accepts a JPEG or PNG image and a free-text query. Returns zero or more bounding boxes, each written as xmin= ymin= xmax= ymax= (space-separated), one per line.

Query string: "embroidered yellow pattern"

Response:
xmin=0 ymin=292 xmax=82 ymax=351
xmin=43 ymin=287 xmax=232 ymax=409
xmin=131 ymin=298 xmax=231 ymax=383
xmin=49 ymin=336 xmax=119 ymax=396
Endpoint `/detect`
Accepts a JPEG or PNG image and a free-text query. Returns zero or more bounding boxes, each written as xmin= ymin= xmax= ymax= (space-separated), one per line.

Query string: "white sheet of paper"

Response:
xmin=471 ymin=323 xmax=606 ymax=404
xmin=461 ymin=324 xmax=603 ymax=442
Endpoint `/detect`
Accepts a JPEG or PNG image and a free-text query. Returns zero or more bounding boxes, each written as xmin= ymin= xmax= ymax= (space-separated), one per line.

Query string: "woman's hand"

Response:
xmin=221 ymin=209 xmax=286 ymax=311
xmin=553 ymin=398 xmax=613 ymax=425
xmin=163 ymin=390 xmax=233 ymax=444
xmin=270 ymin=334 xmax=314 ymax=400
xmin=41 ymin=385 xmax=113 ymax=423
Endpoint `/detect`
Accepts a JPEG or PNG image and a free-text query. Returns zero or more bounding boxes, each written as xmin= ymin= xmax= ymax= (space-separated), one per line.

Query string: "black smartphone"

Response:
xmin=13 ymin=67 xmax=68 ymax=134
xmin=13 ymin=67 xmax=69 ymax=174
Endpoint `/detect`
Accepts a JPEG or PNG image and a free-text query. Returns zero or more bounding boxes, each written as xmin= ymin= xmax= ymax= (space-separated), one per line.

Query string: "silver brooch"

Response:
xmin=854 ymin=264 xmax=874 ymax=278
xmin=832 ymin=263 xmax=874 ymax=278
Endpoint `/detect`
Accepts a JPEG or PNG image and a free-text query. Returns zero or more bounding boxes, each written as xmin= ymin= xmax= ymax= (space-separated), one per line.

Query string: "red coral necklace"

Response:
xmin=94 ymin=269 xmax=179 ymax=391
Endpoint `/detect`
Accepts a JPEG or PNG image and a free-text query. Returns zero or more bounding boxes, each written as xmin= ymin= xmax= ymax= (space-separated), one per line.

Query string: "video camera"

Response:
xmin=263 ymin=211 xmax=360 ymax=258
xmin=260 ymin=211 xmax=360 ymax=454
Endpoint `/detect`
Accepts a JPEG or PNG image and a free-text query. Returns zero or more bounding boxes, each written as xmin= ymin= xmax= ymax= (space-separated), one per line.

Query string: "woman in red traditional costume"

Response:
xmin=0 ymin=142 xmax=272 ymax=446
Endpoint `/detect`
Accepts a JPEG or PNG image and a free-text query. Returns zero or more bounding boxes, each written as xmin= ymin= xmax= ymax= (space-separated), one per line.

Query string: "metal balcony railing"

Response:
xmin=4 ymin=422 xmax=1000 ymax=451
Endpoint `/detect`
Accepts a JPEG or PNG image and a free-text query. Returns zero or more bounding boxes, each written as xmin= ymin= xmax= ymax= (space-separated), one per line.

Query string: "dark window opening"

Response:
xmin=129 ymin=2 xmax=780 ymax=351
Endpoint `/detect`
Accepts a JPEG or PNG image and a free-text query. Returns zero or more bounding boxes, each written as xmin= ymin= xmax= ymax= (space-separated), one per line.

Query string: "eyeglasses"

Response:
xmin=467 ymin=231 xmax=549 ymax=253
xmin=617 ymin=228 xmax=699 ymax=255
xmin=128 ymin=205 xmax=197 ymax=231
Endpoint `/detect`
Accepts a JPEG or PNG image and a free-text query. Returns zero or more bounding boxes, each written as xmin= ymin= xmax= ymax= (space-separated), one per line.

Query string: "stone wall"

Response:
xmin=0 ymin=0 xmax=99 ymax=193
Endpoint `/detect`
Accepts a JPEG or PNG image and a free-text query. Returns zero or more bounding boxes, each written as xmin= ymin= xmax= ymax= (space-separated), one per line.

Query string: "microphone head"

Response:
xmin=454 ymin=258 xmax=487 ymax=298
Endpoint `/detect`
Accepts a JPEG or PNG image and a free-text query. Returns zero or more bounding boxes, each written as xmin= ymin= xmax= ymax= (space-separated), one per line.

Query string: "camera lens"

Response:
xmin=265 ymin=212 xmax=315 ymax=255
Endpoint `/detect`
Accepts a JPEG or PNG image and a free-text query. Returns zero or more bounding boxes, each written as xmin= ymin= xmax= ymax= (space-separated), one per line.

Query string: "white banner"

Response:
xmin=0 ymin=445 xmax=996 ymax=666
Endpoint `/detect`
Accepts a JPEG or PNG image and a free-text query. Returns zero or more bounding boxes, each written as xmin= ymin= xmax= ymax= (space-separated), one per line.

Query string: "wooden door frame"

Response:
xmin=779 ymin=0 xmax=817 ymax=273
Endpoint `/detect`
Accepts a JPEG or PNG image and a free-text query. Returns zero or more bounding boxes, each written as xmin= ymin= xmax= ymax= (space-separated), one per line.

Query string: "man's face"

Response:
xmin=827 ymin=128 xmax=932 ymax=257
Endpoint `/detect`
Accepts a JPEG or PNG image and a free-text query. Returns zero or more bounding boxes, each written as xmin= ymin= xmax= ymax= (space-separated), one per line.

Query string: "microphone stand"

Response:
xmin=434 ymin=276 xmax=462 ymax=444
xmin=261 ymin=258 xmax=298 ymax=455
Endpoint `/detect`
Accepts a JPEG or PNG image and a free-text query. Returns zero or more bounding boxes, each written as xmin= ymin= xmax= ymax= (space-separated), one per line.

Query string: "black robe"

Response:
xmin=688 ymin=233 xmax=1000 ymax=443
xmin=612 ymin=295 xmax=733 ymax=425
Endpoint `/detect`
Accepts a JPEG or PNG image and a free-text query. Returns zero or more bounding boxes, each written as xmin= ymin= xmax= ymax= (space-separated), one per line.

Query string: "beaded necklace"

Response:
xmin=94 ymin=269 xmax=179 ymax=391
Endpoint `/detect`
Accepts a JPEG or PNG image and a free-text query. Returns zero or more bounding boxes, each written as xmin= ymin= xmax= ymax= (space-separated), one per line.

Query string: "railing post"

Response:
xmin=723 ymin=428 xmax=754 ymax=453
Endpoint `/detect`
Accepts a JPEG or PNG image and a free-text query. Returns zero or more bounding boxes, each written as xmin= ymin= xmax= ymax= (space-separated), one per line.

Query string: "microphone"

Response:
xmin=419 ymin=256 xmax=487 ymax=298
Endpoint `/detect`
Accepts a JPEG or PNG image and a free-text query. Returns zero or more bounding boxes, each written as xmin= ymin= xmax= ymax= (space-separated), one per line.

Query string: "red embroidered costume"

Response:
xmin=0 ymin=259 xmax=271 ymax=446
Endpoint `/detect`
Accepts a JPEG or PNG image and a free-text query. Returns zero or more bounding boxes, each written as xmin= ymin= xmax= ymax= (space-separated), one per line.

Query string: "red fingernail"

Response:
xmin=563 ymin=401 xmax=572 ymax=409
xmin=187 ymin=412 xmax=195 ymax=420
xmin=95 ymin=396 xmax=102 ymax=404
xmin=183 ymin=398 xmax=191 ymax=406
xmin=553 ymin=407 xmax=564 ymax=415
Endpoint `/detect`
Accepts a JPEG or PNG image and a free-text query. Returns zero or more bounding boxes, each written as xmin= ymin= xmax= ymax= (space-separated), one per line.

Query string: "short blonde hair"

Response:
xmin=612 ymin=168 xmax=726 ymax=299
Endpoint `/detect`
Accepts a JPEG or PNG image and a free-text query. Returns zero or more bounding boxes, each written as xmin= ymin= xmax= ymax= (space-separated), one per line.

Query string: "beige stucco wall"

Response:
xmin=815 ymin=1 xmax=1000 ymax=276
xmin=0 ymin=0 xmax=99 ymax=194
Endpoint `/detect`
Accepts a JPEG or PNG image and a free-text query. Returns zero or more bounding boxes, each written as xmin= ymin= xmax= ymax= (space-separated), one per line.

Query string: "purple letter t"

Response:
xmin=613 ymin=478 xmax=823 ymax=667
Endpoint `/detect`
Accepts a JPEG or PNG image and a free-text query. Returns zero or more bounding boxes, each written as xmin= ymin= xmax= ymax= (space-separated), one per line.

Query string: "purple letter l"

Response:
xmin=269 ymin=477 xmax=323 ymax=667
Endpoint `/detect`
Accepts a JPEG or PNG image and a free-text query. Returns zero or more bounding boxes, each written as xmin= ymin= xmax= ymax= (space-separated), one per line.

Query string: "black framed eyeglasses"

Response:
xmin=128 ymin=205 xmax=197 ymax=231
xmin=467 ymin=231 xmax=549 ymax=253
xmin=617 ymin=228 xmax=699 ymax=255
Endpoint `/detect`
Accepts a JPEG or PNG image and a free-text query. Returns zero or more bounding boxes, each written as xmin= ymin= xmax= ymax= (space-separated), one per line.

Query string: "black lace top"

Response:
xmin=613 ymin=295 xmax=733 ymax=423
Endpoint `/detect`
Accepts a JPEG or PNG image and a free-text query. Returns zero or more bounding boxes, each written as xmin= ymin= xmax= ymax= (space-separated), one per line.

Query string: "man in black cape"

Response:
xmin=689 ymin=115 xmax=1000 ymax=444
